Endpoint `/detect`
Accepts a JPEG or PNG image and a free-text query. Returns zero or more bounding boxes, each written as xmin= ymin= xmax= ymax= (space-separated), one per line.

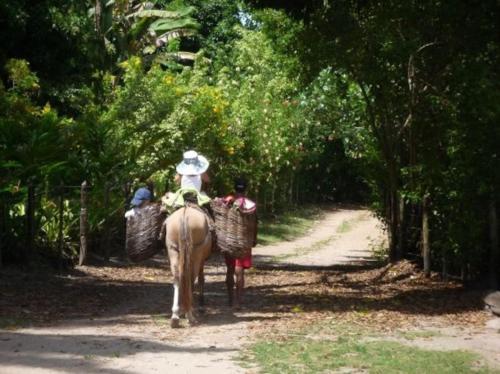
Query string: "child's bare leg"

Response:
xmin=225 ymin=263 xmax=235 ymax=306
xmin=235 ymin=266 xmax=245 ymax=307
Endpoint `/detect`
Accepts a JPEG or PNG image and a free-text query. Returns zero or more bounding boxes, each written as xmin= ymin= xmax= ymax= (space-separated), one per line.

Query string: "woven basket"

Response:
xmin=126 ymin=202 xmax=166 ymax=262
xmin=212 ymin=198 xmax=257 ymax=259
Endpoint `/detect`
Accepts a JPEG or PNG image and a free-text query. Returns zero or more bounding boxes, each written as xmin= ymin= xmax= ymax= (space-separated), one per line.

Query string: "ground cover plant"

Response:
xmin=245 ymin=320 xmax=498 ymax=374
xmin=257 ymin=206 xmax=323 ymax=245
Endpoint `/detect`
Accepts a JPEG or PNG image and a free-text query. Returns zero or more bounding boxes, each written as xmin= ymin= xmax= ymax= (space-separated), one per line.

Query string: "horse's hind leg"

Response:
xmin=186 ymin=270 xmax=201 ymax=325
xmin=186 ymin=309 xmax=198 ymax=325
xmin=197 ymin=266 xmax=205 ymax=308
xmin=169 ymin=247 xmax=181 ymax=328
xmin=171 ymin=277 xmax=181 ymax=328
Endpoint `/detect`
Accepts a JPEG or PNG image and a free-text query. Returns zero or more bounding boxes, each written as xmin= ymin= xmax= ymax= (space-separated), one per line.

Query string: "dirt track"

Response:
xmin=1 ymin=206 xmax=499 ymax=373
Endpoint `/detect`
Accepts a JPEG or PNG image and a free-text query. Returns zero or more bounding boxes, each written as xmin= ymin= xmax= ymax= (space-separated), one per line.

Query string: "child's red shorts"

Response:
xmin=225 ymin=252 xmax=252 ymax=269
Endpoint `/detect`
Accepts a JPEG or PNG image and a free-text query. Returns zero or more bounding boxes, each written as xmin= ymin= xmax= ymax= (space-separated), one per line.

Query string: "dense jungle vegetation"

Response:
xmin=0 ymin=0 xmax=498 ymax=286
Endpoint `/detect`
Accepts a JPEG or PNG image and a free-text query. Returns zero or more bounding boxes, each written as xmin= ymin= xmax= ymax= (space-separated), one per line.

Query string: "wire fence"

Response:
xmin=0 ymin=180 xmax=133 ymax=268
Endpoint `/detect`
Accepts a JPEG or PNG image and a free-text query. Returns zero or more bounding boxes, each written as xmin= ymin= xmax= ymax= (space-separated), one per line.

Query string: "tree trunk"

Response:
xmin=388 ymin=188 xmax=401 ymax=262
xmin=79 ymin=181 xmax=89 ymax=266
xmin=398 ymin=194 xmax=405 ymax=257
xmin=442 ymin=253 xmax=448 ymax=281
xmin=95 ymin=0 xmax=103 ymax=35
xmin=295 ymin=174 xmax=300 ymax=204
xmin=422 ymin=194 xmax=430 ymax=277
xmin=489 ymin=199 xmax=499 ymax=289
xmin=271 ymin=182 xmax=276 ymax=213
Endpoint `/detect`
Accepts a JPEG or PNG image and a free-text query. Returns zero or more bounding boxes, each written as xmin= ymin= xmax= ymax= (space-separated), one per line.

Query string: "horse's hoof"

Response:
xmin=171 ymin=318 xmax=180 ymax=328
xmin=187 ymin=313 xmax=199 ymax=326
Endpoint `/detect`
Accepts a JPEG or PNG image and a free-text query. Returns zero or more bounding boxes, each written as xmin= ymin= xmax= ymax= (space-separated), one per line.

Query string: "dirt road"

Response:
xmin=1 ymin=206 xmax=498 ymax=373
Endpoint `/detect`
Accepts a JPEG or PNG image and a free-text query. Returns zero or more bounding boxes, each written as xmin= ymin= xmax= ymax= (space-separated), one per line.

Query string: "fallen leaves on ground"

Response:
xmin=0 ymin=257 xmax=490 ymax=336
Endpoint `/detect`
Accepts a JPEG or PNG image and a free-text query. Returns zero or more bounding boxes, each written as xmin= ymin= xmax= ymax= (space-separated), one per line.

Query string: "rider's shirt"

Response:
xmin=181 ymin=175 xmax=202 ymax=192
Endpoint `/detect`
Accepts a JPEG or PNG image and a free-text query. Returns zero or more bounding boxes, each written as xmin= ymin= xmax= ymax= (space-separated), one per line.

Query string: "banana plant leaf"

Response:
xmin=149 ymin=18 xmax=199 ymax=34
xmin=127 ymin=7 xmax=195 ymax=20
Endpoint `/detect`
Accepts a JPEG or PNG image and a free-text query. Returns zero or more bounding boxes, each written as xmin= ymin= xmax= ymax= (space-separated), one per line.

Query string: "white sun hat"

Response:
xmin=176 ymin=150 xmax=209 ymax=175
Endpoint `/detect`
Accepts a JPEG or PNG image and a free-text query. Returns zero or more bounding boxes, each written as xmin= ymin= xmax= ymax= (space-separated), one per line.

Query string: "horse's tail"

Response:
xmin=179 ymin=207 xmax=193 ymax=313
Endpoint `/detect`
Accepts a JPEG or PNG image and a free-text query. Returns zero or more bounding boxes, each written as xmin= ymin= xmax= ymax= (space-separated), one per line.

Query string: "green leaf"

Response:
xmin=149 ymin=18 xmax=199 ymax=34
xmin=128 ymin=7 xmax=196 ymax=20
xmin=156 ymin=28 xmax=196 ymax=42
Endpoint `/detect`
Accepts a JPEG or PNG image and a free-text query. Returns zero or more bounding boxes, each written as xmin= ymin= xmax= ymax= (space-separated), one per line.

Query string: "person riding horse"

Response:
xmin=163 ymin=150 xmax=211 ymax=209
xmin=164 ymin=150 xmax=215 ymax=327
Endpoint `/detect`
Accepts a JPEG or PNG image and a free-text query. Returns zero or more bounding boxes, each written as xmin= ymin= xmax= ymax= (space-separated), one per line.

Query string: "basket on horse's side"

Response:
xmin=126 ymin=202 xmax=165 ymax=262
xmin=211 ymin=198 xmax=257 ymax=259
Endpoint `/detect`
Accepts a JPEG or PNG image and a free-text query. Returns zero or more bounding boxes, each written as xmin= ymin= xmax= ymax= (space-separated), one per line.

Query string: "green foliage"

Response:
xmin=0 ymin=60 xmax=69 ymax=186
xmin=263 ymin=0 xmax=500 ymax=276
xmin=1 ymin=0 xmax=497 ymax=277
xmin=0 ymin=59 xmax=84 ymax=263
xmin=90 ymin=0 xmax=199 ymax=65
xmin=5 ymin=60 xmax=40 ymax=93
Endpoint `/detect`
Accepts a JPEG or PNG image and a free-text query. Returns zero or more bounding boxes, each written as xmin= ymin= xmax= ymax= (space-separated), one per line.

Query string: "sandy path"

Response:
xmin=253 ymin=207 xmax=384 ymax=267
xmin=0 ymin=316 xmax=247 ymax=374
xmin=3 ymin=207 xmax=372 ymax=374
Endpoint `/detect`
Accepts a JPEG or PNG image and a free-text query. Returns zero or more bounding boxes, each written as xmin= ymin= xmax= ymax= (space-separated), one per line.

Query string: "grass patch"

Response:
xmin=258 ymin=206 xmax=323 ymax=245
xmin=244 ymin=321 xmax=498 ymax=374
xmin=397 ymin=329 xmax=443 ymax=341
xmin=336 ymin=213 xmax=370 ymax=234
xmin=272 ymin=236 xmax=335 ymax=261
xmin=0 ymin=316 xmax=31 ymax=330
xmin=151 ymin=314 xmax=170 ymax=326
xmin=370 ymin=237 xmax=389 ymax=262
xmin=336 ymin=219 xmax=353 ymax=233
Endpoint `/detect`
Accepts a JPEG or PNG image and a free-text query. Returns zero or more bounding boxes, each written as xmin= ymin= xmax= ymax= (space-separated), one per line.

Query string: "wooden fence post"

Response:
xmin=0 ymin=201 xmax=4 ymax=268
xmin=422 ymin=194 xmax=430 ymax=277
xmin=26 ymin=181 xmax=35 ymax=261
xmin=103 ymin=182 xmax=111 ymax=261
xmin=57 ymin=181 xmax=65 ymax=270
xmin=489 ymin=199 xmax=499 ymax=289
xmin=123 ymin=182 xmax=131 ymax=253
xmin=79 ymin=181 xmax=89 ymax=266
xmin=295 ymin=175 xmax=300 ymax=204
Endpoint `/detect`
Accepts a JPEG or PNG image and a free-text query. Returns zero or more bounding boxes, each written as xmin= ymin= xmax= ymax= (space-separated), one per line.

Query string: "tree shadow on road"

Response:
xmin=0 ymin=331 xmax=237 ymax=374
xmin=0 ymin=254 xmax=488 ymax=331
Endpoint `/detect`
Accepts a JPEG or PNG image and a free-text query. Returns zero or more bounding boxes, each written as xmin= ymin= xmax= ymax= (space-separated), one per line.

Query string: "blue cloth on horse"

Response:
xmin=131 ymin=187 xmax=153 ymax=207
